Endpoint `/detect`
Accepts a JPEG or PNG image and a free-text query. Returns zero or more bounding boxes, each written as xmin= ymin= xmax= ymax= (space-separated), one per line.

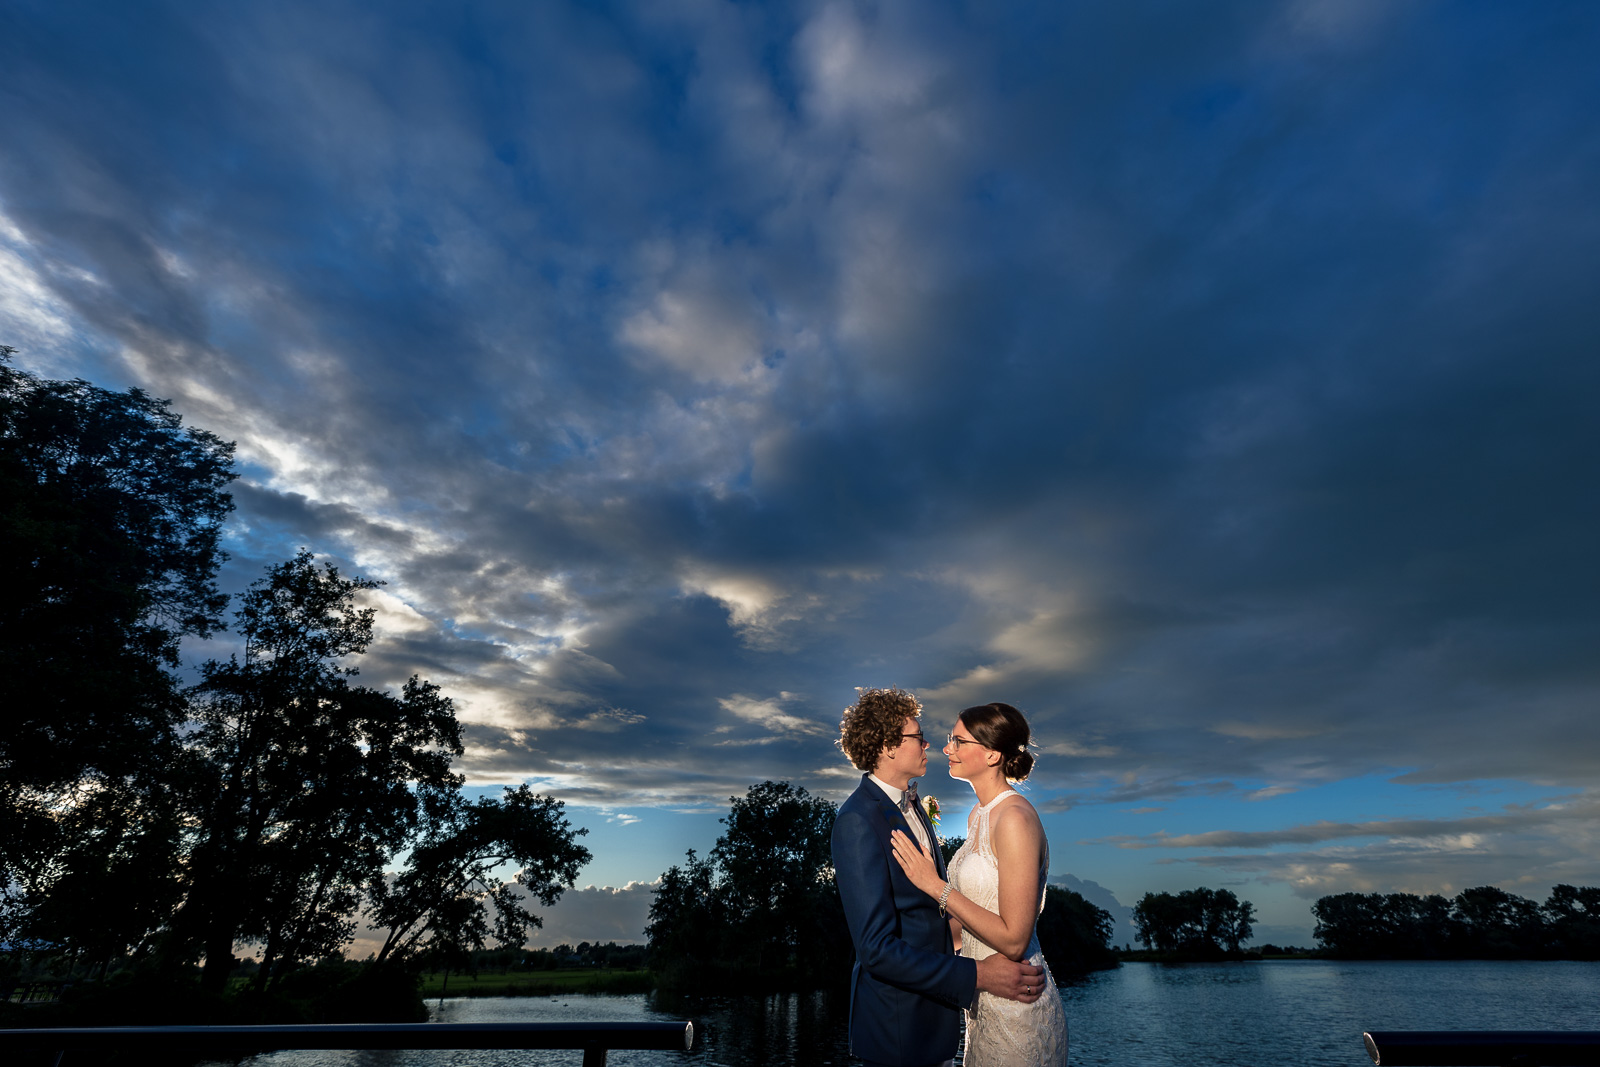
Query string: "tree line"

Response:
xmin=644 ymin=780 xmax=1119 ymax=990
xmin=1131 ymin=887 xmax=1256 ymax=960
xmin=1312 ymin=885 xmax=1600 ymax=959
xmin=1 ymin=350 xmax=590 ymax=1022
xmin=1125 ymin=884 xmax=1600 ymax=961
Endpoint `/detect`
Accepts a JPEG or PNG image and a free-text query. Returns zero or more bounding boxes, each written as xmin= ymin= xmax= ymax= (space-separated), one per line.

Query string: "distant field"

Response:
xmin=420 ymin=969 xmax=654 ymax=997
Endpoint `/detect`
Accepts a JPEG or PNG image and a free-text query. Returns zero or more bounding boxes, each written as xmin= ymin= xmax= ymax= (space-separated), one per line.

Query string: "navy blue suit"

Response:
xmin=832 ymin=774 xmax=977 ymax=1067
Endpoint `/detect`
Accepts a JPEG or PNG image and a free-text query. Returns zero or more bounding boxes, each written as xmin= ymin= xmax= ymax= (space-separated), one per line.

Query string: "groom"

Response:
xmin=832 ymin=687 xmax=1043 ymax=1067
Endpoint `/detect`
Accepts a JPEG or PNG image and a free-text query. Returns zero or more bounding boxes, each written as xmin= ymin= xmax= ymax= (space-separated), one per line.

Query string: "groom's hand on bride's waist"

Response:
xmin=974 ymin=954 xmax=1045 ymax=1004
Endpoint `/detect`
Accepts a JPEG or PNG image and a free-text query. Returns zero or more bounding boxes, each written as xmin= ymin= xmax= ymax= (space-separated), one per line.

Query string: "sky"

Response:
xmin=3 ymin=0 xmax=1599 ymax=949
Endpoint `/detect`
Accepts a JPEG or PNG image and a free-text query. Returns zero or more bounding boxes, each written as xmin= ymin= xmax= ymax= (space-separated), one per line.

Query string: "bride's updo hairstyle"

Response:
xmin=958 ymin=702 xmax=1036 ymax=781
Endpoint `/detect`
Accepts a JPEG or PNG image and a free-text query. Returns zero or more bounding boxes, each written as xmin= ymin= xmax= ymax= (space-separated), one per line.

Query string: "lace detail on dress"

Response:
xmin=947 ymin=791 xmax=1068 ymax=1067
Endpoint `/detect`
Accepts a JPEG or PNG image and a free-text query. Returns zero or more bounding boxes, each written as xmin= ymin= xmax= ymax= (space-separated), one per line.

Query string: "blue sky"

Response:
xmin=4 ymin=0 xmax=1599 ymax=947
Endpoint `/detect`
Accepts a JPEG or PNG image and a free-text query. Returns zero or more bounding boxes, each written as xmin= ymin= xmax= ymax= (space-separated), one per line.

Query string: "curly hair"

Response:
xmin=838 ymin=686 xmax=921 ymax=772
xmin=958 ymin=702 xmax=1037 ymax=781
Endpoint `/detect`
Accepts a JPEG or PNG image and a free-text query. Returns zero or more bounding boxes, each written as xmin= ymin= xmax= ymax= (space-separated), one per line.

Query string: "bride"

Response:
xmin=890 ymin=702 xmax=1068 ymax=1067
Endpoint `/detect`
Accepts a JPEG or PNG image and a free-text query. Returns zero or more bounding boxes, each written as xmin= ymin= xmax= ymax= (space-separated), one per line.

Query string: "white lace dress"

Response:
xmin=947 ymin=790 xmax=1068 ymax=1066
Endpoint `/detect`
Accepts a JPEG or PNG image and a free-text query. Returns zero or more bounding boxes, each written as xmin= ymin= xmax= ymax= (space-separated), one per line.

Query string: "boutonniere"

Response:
xmin=924 ymin=794 xmax=940 ymax=832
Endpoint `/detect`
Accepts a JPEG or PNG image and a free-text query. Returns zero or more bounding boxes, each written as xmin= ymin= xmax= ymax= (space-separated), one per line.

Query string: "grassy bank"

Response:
xmin=419 ymin=969 xmax=654 ymax=998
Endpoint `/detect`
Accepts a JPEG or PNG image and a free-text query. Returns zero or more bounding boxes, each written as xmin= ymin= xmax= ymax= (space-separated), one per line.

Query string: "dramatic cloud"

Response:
xmin=522 ymin=882 xmax=657 ymax=949
xmin=1096 ymin=802 xmax=1600 ymax=852
xmin=4 ymin=0 xmax=1598 ymax=925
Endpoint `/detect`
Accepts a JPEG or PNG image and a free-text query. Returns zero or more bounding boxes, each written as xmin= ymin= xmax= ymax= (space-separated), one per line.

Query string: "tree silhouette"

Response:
xmin=647 ymin=781 xmax=848 ymax=988
xmin=1 ymin=354 xmax=591 ymax=1012
xmin=711 ymin=780 xmax=840 ymax=974
xmin=1131 ymin=890 xmax=1185 ymax=954
xmin=1545 ymin=884 xmax=1600 ymax=958
xmin=645 ymin=849 xmax=724 ymax=983
xmin=1313 ymin=891 xmax=1458 ymax=958
xmin=12 ymin=777 xmax=188 ymax=975
xmin=1453 ymin=885 xmax=1546 ymax=957
xmin=0 ymin=350 xmax=234 ymax=784
xmin=179 ymin=551 xmax=464 ymax=990
xmin=1132 ymin=887 xmax=1254 ymax=958
xmin=1035 ymin=886 xmax=1118 ymax=975
xmin=1 ymin=347 xmax=234 ymax=951
xmin=369 ymin=785 xmax=592 ymax=965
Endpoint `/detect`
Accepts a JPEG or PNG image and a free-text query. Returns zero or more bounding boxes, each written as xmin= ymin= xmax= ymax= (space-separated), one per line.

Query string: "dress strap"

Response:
xmin=972 ymin=789 xmax=1023 ymax=861
xmin=977 ymin=789 xmax=1020 ymax=813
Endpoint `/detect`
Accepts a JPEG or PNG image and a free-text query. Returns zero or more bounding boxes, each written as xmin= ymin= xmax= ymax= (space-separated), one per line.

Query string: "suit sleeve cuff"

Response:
xmin=958 ymin=956 xmax=978 ymax=1008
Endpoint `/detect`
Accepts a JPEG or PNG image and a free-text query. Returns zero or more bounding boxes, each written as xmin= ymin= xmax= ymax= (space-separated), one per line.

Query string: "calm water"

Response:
xmin=233 ymin=960 xmax=1600 ymax=1067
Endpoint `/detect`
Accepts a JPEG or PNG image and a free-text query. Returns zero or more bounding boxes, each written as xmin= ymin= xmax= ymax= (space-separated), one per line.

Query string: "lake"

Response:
xmin=232 ymin=960 xmax=1600 ymax=1067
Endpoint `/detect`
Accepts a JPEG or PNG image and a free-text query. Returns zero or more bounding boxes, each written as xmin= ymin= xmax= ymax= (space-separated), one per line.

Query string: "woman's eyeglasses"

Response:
xmin=947 ymin=733 xmax=982 ymax=749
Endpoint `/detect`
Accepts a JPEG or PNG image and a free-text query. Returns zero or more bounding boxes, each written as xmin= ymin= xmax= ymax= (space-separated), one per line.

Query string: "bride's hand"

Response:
xmin=890 ymin=830 xmax=945 ymax=897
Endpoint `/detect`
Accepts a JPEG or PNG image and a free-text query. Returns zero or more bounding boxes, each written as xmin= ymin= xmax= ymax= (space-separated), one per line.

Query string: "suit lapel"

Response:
xmin=865 ymin=775 xmax=922 ymax=864
xmin=868 ymin=775 xmax=910 ymax=833
xmin=869 ymin=774 xmax=947 ymax=880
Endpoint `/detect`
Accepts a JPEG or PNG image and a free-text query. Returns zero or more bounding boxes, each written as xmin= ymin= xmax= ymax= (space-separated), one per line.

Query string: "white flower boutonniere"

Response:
xmin=924 ymin=794 xmax=940 ymax=833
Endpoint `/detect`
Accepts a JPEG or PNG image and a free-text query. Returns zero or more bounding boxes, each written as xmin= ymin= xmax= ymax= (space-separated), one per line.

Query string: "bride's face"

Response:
xmin=943 ymin=719 xmax=989 ymax=780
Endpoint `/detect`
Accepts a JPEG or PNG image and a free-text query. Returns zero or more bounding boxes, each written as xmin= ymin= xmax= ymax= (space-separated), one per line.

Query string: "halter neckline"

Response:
xmin=975 ymin=788 xmax=1019 ymax=813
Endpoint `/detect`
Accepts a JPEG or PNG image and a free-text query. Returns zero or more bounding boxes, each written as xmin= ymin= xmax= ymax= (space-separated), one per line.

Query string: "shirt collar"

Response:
xmin=869 ymin=773 xmax=909 ymax=806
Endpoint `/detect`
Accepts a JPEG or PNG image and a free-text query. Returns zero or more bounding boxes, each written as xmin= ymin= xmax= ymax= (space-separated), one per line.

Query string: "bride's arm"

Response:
xmin=891 ymin=803 xmax=1044 ymax=962
xmin=953 ymin=804 xmax=1044 ymax=960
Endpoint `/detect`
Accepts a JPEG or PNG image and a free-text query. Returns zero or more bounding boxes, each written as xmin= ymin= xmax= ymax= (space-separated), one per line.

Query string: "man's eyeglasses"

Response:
xmin=947 ymin=733 xmax=982 ymax=749
xmin=901 ymin=731 xmax=927 ymax=746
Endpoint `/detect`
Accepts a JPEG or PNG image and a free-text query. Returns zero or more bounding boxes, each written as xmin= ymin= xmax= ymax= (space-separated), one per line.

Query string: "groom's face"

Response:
xmin=876 ymin=714 xmax=930 ymax=786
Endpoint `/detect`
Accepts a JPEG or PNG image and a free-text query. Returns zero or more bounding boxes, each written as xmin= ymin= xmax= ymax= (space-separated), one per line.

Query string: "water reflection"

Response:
xmin=648 ymin=988 xmax=854 ymax=1066
xmin=1059 ymin=960 xmax=1600 ymax=1067
xmin=235 ymin=988 xmax=852 ymax=1067
xmin=232 ymin=960 xmax=1600 ymax=1067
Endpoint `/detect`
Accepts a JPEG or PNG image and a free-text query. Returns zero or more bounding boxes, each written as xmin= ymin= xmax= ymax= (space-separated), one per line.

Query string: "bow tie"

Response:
xmin=899 ymin=781 xmax=920 ymax=816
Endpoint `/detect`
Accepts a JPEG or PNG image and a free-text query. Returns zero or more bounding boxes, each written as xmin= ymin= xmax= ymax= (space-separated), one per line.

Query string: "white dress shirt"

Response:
xmin=869 ymin=773 xmax=935 ymax=859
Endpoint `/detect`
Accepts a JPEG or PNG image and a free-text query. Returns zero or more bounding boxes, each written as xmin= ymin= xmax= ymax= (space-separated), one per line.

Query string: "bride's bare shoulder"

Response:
xmin=991 ymin=794 xmax=1044 ymax=835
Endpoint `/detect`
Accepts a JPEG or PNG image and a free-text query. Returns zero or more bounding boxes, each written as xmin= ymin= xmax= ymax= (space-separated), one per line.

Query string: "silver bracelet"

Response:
xmin=938 ymin=882 xmax=954 ymax=916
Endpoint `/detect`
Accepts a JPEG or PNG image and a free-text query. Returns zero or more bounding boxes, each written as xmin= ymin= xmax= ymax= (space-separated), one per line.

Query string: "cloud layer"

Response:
xmin=4 ymin=0 xmax=1599 ymax=910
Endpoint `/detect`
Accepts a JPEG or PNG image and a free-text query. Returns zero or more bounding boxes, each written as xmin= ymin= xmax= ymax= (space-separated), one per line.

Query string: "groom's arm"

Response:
xmin=833 ymin=807 xmax=979 ymax=1009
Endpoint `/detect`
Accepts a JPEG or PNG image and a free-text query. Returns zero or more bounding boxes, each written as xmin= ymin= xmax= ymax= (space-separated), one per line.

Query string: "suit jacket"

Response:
xmin=832 ymin=773 xmax=977 ymax=1066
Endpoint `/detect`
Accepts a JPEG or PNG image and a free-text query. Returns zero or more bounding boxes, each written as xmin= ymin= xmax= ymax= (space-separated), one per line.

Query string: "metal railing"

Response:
xmin=0 ymin=1020 xmax=694 ymax=1067
xmin=1364 ymin=1030 xmax=1600 ymax=1066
